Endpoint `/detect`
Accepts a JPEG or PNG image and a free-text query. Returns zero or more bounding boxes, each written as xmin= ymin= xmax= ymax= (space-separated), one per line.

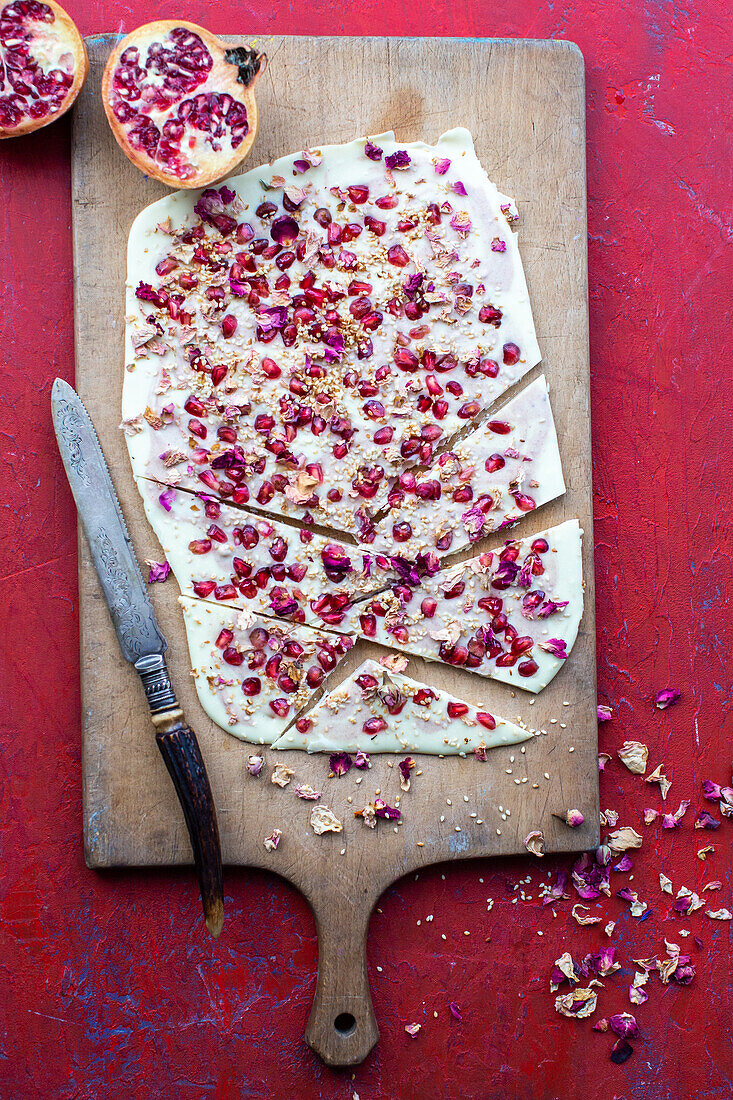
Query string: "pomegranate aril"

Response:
xmin=485 ymin=454 xmax=505 ymax=472
xmin=447 ymin=702 xmax=469 ymax=719
xmin=222 ymin=647 xmax=244 ymax=666
xmin=363 ymin=716 xmax=388 ymax=735
xmin=241 ymin=677 xmax=261 ymax=697
xmin=387 ymin=245 xmax=410 ymax=267
xmin=495 ymin=652 xmax=517 ymax=667
xmin=518 ymin=659 xmax=539 ymax=678
xmin=512 ymin=492 xmax=536 ymax=512
xmin=476 ymin=712 xmax=496 ymax=730
xmin=188 ymin=538 xmax=212 ymax=554
xmin=192 ymin=580 xmax=216 ymax=598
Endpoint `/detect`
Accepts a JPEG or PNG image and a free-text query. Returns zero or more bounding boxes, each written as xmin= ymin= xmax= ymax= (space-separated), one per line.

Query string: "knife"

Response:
xmin=51 ymin=378 xmax=224 ymax=938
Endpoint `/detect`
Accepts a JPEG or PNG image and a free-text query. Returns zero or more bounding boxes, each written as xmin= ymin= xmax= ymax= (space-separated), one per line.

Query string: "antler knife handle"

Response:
xmin=135 ymin=653 xmax=224 ymax=938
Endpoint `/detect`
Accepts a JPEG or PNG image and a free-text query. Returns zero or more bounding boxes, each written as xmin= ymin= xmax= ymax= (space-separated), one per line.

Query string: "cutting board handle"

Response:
xmin=304 ymin=899 xmax=379 ymax=1067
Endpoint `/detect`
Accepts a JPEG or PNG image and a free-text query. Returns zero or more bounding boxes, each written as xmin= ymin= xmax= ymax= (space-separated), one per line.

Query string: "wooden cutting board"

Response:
xmin=72 ymin=34 xmax=596 ymax=1066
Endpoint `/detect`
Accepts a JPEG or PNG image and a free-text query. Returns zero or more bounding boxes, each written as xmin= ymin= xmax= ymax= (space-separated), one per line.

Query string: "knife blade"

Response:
xmin=52 ymin=378 xmax=224 ymax=937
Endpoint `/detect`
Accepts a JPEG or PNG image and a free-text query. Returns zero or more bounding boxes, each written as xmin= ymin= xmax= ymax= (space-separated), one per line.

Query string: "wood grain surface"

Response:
xmin=72 ymin=34 xmax=596 ymax=1065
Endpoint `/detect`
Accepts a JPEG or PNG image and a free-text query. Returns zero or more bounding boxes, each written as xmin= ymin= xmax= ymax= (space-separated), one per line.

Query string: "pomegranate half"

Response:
xmin=0 ymin=0 xmax=88 ymax=138
xmin=102 ymin=20 xmax=266 ymax=189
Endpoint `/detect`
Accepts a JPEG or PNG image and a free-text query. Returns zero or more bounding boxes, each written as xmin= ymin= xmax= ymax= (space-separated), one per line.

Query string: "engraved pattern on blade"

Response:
xmin=52 ymin=380 xmax=167 ymax=663
xmin=54 ymin=397 xmax=91 ymax=487
xmin=95 ymin=530 xmax=159 ymax=661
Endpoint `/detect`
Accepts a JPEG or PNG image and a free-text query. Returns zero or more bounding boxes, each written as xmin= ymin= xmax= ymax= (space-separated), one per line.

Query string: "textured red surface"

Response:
xmin=1 ymin=4 xmax=731 ymax=1098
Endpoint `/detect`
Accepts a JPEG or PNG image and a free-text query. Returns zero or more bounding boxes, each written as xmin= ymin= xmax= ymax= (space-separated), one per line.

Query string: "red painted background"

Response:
xmin=1 ymin=2 xmax=731 ymax=1098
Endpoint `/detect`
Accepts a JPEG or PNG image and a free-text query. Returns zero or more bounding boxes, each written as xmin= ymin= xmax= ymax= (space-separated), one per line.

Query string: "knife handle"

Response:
xmin=135 ymin=654 xmax=224 ymax=938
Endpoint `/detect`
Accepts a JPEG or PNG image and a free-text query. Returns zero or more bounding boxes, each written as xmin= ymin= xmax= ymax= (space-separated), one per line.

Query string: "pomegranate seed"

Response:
xmin=306 ymin=666 xmax=325 ymax=688
xmin=531 ymin=538 xmax=549 ymax=554
xmin=222 ymin=647 xmax=244 ymax=666
xmin=458 ymin=401 xmax=480 ymax=419
xmin=392 ymin=522 xmax=412 ymax=542
xmin=342 ymin=223 xmax=363 ymax=241
xmin=206 ymin=524 xmax=227 ymax=543
xmin=239 ymin=525 xmax=259 ymax=549
xmin=512 ymin=492 xmax=536 ymax=512
xmin=364 ymin=216 xmax=386 ymax=236
xmin=363 ymin=716 xmax=388 ymax=735
xmin=433 ymin=399 xmax=449 ymax=419
xmin=188 ymin=418 xmax=207 ymax=439
xmin=421 ymin=597 xmax=437 ymax=617
xmin=269 ymin=699 xmax=291 ymax=717
xmin=241 ymin=677 xmax=262 ymax=696
xmin=488 ymin=420 xmax=511 ymax=435
xmin=495 ymin=652 xmax=517 ymax=667
xmin=518 ymin=659 xmax=539 ymax=677
xmin=387 ymin=245 xmax=410 ymax=267
xmin=214 ymin=584 xmax=237 ymax=600
xmin=452 ymin=486 xmax=473 ymax=503
xmin=476 ymin=712 xmax=496 ymax=730
xmin=188 ymin=539 xmax=212 ymax=554
xmin=393 ymin=347 xmax=419 ymax=371
xmin=359 ymin=613 xmax=377 ymax=637
xmin=511 ymin=636 xmax=534 ymax=656
xmin=347 ymin=185 xmax=369 ymax=203
xmin=373 ymin=426 xmax=394 ymax=445
xmin=192 ymin=580 xmax=216 ymax=598
xmin=269 ymin=537 xmax=288 ymax=562
xmin=426 ymin=375 xmax=443 ymax=396
xmin=221 ymin=314 xmax=237 ymax=338
xmin=485 ymin=453 xmax=505 ymax=472
xmin=214 ymin=628 xmax=234 ymax=650
xmin=375 ymin=195 xmax=398 ymax=209
xmin=295 ymin=717 xmax=312 ymax=733
xmin=447 ymin=702 xmax=469 ymax=719
xmin=503 ymin=342 xmax=521 ymax=365
xmin=313 ymin=207 xmax=332 ymax=227
xmin=363 ymin=399 xmax=385 ymax=420
xmin=231 ymin=487 xmax=250 ymax=505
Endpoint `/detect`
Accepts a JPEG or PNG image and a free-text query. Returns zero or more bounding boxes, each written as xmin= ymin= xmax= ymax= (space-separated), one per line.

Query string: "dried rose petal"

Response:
xmin=294 ymin=784 xmax=321 ymax=800
xmin=385 ymin=150 xmax=411 ymax=169
xmin=374 ymin=798 xmax=400 ymax=821
xmin=448 ymin=1001 xmax=462 ymax=1021
xmin=405 ymin=1023 xmax=421 ymax=1037
xmin=597 ymin=704 xmax=613 ymax=721
xmin=364 ymin=139 xmax=383 ymax=160
xmin=617 ymin=740 xmax=648 ymax=775
xmin=399 ymin=757 xmax=415 ymax=791
xmin=655 ymin=687 xmax=681 ymax=709
xmin=247 ymin=754 xmax=263 ymax=777
xmin=695 ymin=810 xmax=720 ymax=830
xmin=147 ymin=560 xmax=171 ymax=583
xmin=433 ymin=157 xmax=451 ymax=174
xmin=330 ymin=752 xmax=353 ymax=776
xmin=524 ymin=830 xmax=545 ymax=857
xmin=263 ymin=828 xmax=282 ymax=851
xmin=353 ymin=750 xmax=370 ymax=769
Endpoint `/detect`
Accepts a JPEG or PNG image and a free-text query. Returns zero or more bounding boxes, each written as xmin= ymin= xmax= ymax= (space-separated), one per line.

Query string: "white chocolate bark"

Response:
xmin=371 ymin=375 xmax=565 ymax=558
xmin=138 ymin=476 xmax=386 ymax=626
xmin=123 ymin=128 xmax=541 ymax=538
xmin=178 ymin=596 xmax=353 ymax=743
xmin=343 ymin=520 xmax=584 ymax=694
xmin=272 ymin=659 xmax=531 ymax=755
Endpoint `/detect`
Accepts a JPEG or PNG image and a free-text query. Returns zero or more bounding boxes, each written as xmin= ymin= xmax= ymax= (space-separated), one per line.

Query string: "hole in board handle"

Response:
xmin=334 ymin=1012 xmax=357 ymax=1037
